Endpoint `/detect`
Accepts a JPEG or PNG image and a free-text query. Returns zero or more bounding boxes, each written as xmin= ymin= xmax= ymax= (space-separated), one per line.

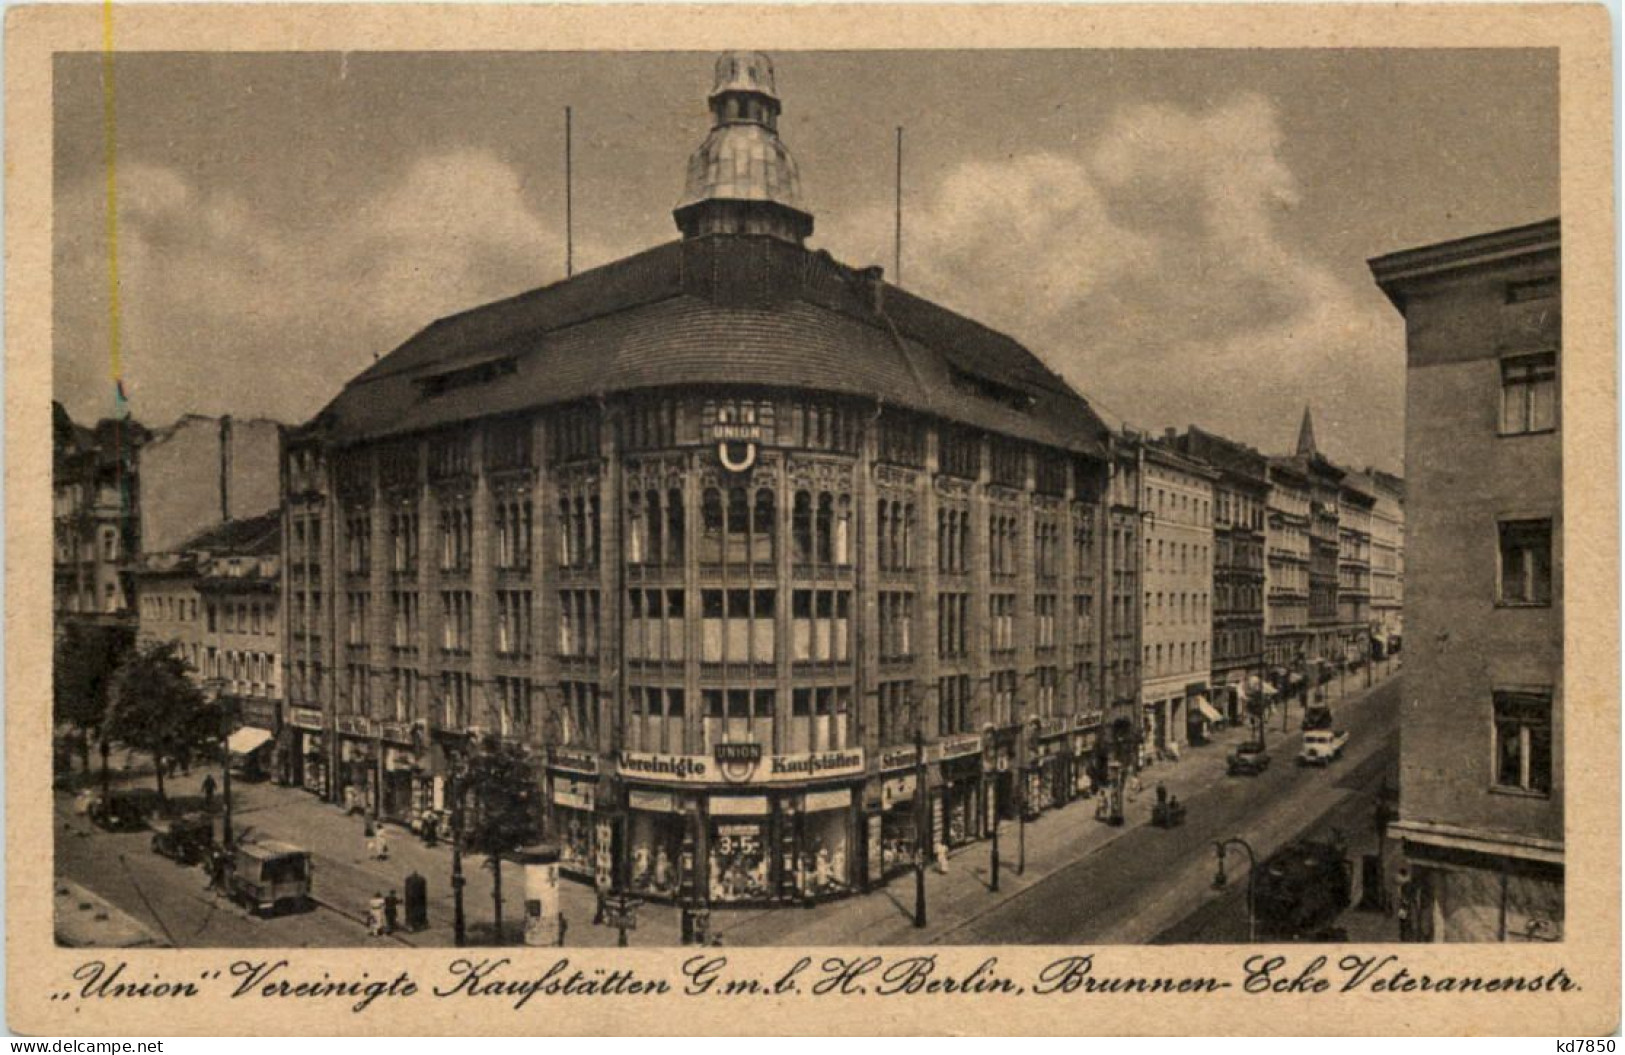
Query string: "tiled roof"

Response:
xmin=319 ymin=234 xmax=1111 ymax=457
xmin=177 ymin=510 xmax=281 ymax=556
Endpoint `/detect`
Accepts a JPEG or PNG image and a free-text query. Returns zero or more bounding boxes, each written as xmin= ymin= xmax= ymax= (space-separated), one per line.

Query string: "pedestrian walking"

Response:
xmin=363 ymin=820 xmax=377 ymax=861
xmin=384 ymin=889 xmax=399 ymax=934
xmin=375 ymin=825 xmax=390 ymax=861
xmin=368 ymin=892 xmax=387 ymax=936
xmin=201 ymin=773 xmax=217 ymax=812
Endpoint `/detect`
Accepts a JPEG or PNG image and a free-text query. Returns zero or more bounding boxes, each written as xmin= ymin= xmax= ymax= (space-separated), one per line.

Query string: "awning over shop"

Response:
xmin=227 ymin=727 xmax=274 ymax=756
xmin=1193 ymin=697 xmax=1223 ymax=724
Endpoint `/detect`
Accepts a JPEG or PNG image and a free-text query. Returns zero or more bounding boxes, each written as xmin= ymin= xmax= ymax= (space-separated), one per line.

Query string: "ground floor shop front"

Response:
xmin=1397 ymin=835 xmax=1563 ymax=943
xmin=545 ymin=721 xmax=1111 ymax=908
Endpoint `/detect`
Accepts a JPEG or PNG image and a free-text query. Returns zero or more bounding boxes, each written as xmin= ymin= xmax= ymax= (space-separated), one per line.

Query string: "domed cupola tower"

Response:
xmin=674 ymin=51 xmax=814 ymax=245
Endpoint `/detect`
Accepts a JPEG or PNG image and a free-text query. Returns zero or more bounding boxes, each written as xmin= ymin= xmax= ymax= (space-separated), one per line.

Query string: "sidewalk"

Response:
xmin=71 ymin=661 xmax=1397 ymax=947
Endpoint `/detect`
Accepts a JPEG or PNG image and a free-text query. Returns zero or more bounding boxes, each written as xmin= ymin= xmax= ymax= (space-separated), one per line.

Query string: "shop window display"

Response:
xmin=709 ymin=820 xmax=771 ymax=902
xmin=801 ymin=809 xmax=851 ymax=896
xmin=628 ymin=811 xmax=685 ymax=898
xmin=880 ymin=804 xmax=919 ymax=876
xmin=558 ymin=809 xmax=594 ymax=875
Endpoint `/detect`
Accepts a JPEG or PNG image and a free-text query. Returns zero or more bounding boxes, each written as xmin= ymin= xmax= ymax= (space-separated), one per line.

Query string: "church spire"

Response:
xmin=674 ymin=52 xmax=814 ymax=245
xmin=1296 ymin=404 xmax=1319 ymax=458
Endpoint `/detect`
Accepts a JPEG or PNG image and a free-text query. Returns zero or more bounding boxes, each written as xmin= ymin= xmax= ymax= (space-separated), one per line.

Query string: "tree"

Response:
xmin=105 ymin=640 xmax=215 ymax=804
xmin=53 ymin=622 xmax=133 ymax=778
xmin=458 ymin=735 xmax=540 ymax=945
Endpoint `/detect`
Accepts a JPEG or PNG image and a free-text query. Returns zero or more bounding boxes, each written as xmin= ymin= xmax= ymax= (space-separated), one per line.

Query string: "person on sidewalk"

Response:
xmin=368 ymin=892 xmax=386 ymax=936
xmin=384 ymin=889 xmax=399 ymax=934
xmin=375 ymin=825 xmax=390 ymax=861
xmin=201 ymin=773 xmax=217 ymax=812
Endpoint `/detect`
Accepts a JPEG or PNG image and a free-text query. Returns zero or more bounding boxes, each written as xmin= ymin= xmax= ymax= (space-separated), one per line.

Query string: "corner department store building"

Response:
xmin=283 ymin=52 xmax=1140 ymax=907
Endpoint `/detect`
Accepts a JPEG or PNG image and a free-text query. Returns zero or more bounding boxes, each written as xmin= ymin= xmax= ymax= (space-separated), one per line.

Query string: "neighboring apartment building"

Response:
xmin=282 ymin=52 xmax=1138 ymax=906
xmin=1264 ymin=457 xmax=1312 ymax=675
xmin=134 ymin=512 xmax=285 ymax=764
xmin=1366 ymin=470 xmax=1407 ymax=650
xmin=1139 ymin=439 xmax=1216 ymax=753
xmin=1168 ymin=427 xmax=1268 ymax=724
xmin=1337 ymin=478 xmax=1376 ymax=666
xmin=1370 ymin=217 xmax=1562 ymax=942
xmin=53 ymin=403 xmax=149 ymax=625
xmin=1104 ymin=434 xmax=1144 ymax=755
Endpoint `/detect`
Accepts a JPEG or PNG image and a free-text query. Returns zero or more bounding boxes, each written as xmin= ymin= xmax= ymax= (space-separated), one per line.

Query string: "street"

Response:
xmin=56 ymin=666 xmax=1401 ymax=949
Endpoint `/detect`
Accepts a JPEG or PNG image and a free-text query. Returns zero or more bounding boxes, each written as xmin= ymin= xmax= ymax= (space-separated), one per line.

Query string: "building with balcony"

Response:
xmin=282 ymin=52 xmax=1135 ymax=906
xmin=1264 ymin=457 xmax=1312 ymax=676
xmin=1371 ymin=217 xmax=1562 ymax=942
xmin=1365 ymin=469 xmax=1406 ymax=651
xmin=1138 ymin=438 xmax=1216 ymax=753
xmin=1167 ymin=427 xmax=1268 ymax=724
xmin=53 ymin=402 xmax=149 ymax=627
xmin=1337 ymin=478 xmax=1376 ymax=666
xmin=133 ymin=512 xmax=285 ymax=774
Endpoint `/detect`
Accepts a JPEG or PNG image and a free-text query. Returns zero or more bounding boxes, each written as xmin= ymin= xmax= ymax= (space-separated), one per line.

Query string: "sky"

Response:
xmin=53 ymin=49 xmax=1559 ymax=473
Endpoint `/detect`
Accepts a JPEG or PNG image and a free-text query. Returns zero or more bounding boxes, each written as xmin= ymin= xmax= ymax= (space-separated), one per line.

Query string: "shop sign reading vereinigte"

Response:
xmin=618 ymin=748 xmax=866 ymax=786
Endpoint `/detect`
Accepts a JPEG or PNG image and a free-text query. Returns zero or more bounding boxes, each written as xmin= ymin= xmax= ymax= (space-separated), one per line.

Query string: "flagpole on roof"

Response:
xmin=894 ymin=126 xmax=904 ymax=287
xmin=565 ymin=106 xmax=574 ymax=279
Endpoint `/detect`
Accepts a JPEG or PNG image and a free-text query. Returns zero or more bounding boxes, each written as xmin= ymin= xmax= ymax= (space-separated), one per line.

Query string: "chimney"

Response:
xmin=219 ymin=415 xmax=233 ymax=523
xmin=856 ymin=265 xmax=886 ymax=313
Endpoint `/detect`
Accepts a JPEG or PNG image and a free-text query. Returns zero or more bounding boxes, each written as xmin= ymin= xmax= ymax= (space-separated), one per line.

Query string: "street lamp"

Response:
xmin=912 ymin=723 xmax=928 ymax=928
xmin=444 ymin=731 xmax=470 ymax=948
xmin=1018 ymin=717 xmax=1040 ymax=877
xmin=1212 ymin=837 xmax=1259 ymax=943
xmin=205 ymin=678 xmax=236 ymax=851
xmin=982 ymin=724 xmax=1000 ymax=893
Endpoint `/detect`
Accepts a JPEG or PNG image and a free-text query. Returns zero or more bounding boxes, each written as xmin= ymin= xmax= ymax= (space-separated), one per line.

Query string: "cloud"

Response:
xmin=56 ymin=93 xmax=1406 ymax=470
xmin=55 ymin=149 xmax=569 ymax=429
xmin=817 ymin=93 xmax=1404 ymax=469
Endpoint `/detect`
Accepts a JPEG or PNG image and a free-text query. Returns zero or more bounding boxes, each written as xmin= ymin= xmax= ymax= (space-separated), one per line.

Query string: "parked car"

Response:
xmin=1298 ymin=729 xmax=1349 ymax=766
xmin=1227 ymin=741 xmax=1272 ymax=776
xmin=1302 ymin=704 xmax=1335 ymax=732
xmin=87 ymin=792 xmax=149 ymax=832
xmin=150 ymin=814 xmax=215 ymax=866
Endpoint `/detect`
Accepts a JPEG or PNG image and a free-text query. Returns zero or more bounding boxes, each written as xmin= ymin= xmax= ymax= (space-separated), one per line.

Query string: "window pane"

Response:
xmin=1528 ymin=722 xmax=1553 ymax=793
xmin=1530 ymin=378 xmax=1557 ymax=431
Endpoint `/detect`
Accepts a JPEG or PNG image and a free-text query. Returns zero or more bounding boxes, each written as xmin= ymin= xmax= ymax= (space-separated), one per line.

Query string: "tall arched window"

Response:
xmin=726 ymin=487 xmax=750 ymax=565
xmin=667 ymin=487 xmax=685 ymax=563
xmin=793 ymin=491 xmax=813 ymax=565
xmin=815 ymin=493 xmax=834 ymax=565
xmin=701 ymin=488 xmax=724 ymax=564
xmin=752 ymin=488 xmax=776 ymax=564
xmin=643 ymin=489 xmax=662 ymax=564
xmin=835 ymin=496 xmax=852 ymax=566
xmin=626 ymin=492 xmax=645 ymax=565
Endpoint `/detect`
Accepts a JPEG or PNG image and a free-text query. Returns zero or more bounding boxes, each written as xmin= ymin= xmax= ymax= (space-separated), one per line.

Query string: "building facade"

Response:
xmin=1371 ymin=217 xmax=1562 ymax=942
xmin=54 ymin=403 xmax=149 ymax=626
xmin=134 ymin=512 xmax=285 ymax=763
xmin=1138 ymin=440 xmax=1216 ymax=753
xmin=1366 ymin=470 xmax=1406 ymax=650
xmin=1170 ymin=427 xmax=1268 ymax=723
xmin=1105 ymin=436 xmax=1144 ymax=753
xmin=1337 ymin=479 xmax=1375 ymax=666
xmin=283 ymin=52 xmax=1137 ymax=907
xmin=1263 ymin=457 xmax=1311 ymax=676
